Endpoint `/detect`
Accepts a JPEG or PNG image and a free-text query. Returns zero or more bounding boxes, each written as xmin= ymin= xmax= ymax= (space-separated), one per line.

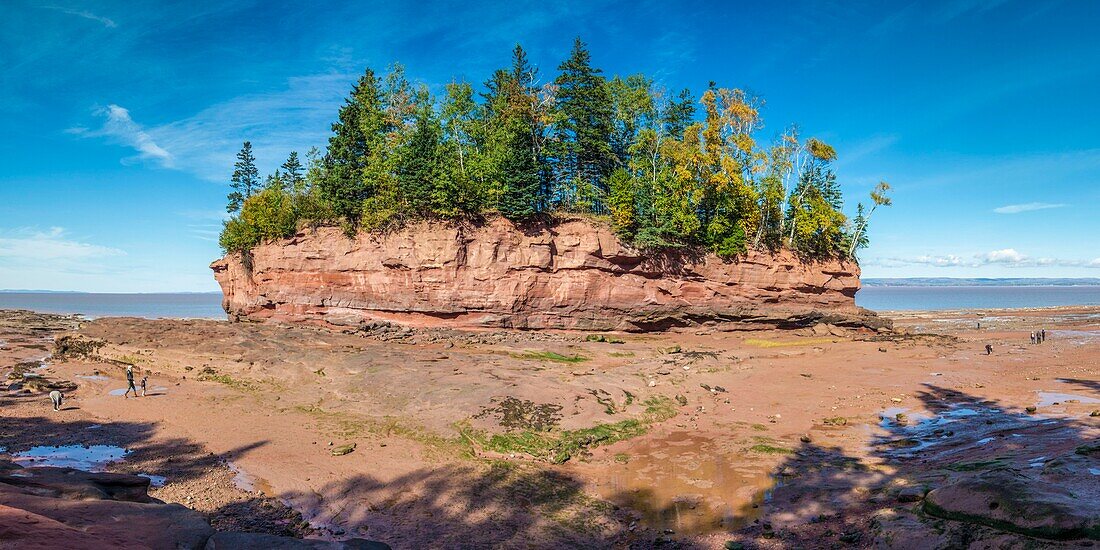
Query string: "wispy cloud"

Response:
xmin=71 ymin=73 xmax=350 ymax=180
xmin=0 ymin=227 xmax=125 ymax=264
xmin=992 ymin=202 xmax=1067 ymax=214
xmin=869 ymin=248 xmax=1100 ymax=269
xmin=834 ymin=134 xmax=899 ymax=169
xmin=177 ymin=210 xmax=228 ymax=242
xmin=895 ymin=148 xmax=1100 ymax=192
xmin=146 ymin=72 xmax=350 ymax=180
xmin=871 ymin=0 xmax=1010 ymax=36
xmin=43 ymin=5 xmax=117 ymax=28
xmin=69 ymin=104 xmax=174 ymax=167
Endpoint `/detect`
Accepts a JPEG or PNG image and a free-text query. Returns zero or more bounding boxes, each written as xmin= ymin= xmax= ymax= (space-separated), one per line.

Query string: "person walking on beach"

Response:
xmin=1030 ymin=332 xmax=1036 ymax=345
xmin=123 ymin=365 xmax=138 ymax=398
xmin=140 ymin=376 xmax=148 ymax=397
xmin=49 ymin=390 xmax=63 ymax=411
xmin=985 ymin=344 xmax=993 ymax=355
xmin=1041 ymin=329 xmax=1046 ymax=343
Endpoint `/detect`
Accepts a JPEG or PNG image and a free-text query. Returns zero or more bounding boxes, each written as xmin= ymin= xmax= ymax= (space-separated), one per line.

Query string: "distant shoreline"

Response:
xmin=862 ymin=277 xmax=1100 ymax=287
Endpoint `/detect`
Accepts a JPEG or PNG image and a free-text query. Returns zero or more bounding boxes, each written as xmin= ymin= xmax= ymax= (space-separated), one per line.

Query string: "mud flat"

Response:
xmin=1 ymin=307 xmax=1098 ymax=548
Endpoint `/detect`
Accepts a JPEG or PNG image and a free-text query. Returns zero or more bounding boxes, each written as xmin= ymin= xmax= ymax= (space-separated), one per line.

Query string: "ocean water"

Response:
xmin=0 ymin=292 xmax=225 ymax=319
xmin=1 ymin=286 xmax=1099 ymax=319
xmin=856 ymin=286 xmax=1100 ymax=311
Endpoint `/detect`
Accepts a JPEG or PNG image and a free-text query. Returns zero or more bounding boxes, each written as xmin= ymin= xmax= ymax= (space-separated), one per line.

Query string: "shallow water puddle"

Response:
xmin=228 ymin=461 xmax=273 ymax=495
xmin=1049 ymin=330 xmax=1100 ymax=344
xmin=13 ymin=445 xmax=127 ymax=470
xmin=140 ymin=473 xmax=167 ymax=487
xmin=875 ymin=404 xmax=1008 ymax=456
xmin=1035 ymin=391 xmax=1100 ymax=407
xmin=596 ymin=431 xmax=773 ymax=535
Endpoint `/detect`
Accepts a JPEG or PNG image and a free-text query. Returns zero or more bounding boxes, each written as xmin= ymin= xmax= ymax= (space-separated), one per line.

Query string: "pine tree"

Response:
xmin=227 ymin=141 xmax=259 ymax=213
xmin=480 ymin=44 xmax=549 ymax=214
xmin=281 ymin=151 xmax=304 ymax=192
xmin=395 ymin=100 xmax=443 ymax=214
xmin=552 ymin=38 xmax=614 ymax=211
xmin=497 ymin=117 xmax=541 ymax=220
xmin=320 ymin=69 xmax=390 ymax=223
xmin=662 ymin=88 xmax=696 ymax=139
xmin=264 ymin=170 xmax=285 ymax=191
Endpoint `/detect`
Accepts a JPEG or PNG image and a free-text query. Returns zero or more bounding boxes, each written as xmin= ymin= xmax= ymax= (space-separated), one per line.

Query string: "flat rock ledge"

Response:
xmin=923 ymin=467 xmax=1100 ymax=541
xmin=0 ymin=460 xmax=390 ymax=550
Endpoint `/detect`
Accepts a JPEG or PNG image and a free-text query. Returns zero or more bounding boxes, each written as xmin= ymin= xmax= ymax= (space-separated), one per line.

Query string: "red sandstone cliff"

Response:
xmin=210 ymin=217 xmax=883 ymax=331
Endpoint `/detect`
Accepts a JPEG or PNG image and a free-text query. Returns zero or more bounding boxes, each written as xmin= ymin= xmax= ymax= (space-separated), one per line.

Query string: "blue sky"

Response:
xmin=2 ymin=0 xmax=1098 ymax=292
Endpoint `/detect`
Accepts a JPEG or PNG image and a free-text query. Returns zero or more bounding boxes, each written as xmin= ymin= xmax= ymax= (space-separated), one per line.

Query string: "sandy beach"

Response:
xmin=2 ymin=307 xmax=1098 ymax=548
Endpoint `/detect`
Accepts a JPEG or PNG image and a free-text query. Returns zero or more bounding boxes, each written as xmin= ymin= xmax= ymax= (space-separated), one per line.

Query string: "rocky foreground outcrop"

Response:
xmin=0 ymin=460 xmax=389 ymax=549
xmin=212 ymin=217 xmax=884 ymax=332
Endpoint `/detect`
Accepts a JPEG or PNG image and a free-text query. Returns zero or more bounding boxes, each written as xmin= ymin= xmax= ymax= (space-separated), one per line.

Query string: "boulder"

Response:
xmin=0 ymin=464 xmax=151 ymax=502
xmin=0 ymin=490 xmax=214 ymax=548
xmin=0 ymin=461 xmax=391 ymax=549
xmin=923 ymin=468 xmax=1100 ymax=540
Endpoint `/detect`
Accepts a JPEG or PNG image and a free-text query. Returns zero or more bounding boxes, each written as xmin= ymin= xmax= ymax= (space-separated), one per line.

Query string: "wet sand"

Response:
xmin=1 ymin=307 xmax=1097 ymax=548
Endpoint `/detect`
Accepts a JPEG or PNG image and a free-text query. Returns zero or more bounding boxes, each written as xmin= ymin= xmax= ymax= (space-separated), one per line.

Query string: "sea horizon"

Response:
xmin=3 ymin=279 xmax=1100 ymax=319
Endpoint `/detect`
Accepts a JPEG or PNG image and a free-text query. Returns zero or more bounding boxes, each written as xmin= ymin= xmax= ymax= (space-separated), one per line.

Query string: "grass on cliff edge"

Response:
xmin=461 ymin=396 xmax=679 ymax=464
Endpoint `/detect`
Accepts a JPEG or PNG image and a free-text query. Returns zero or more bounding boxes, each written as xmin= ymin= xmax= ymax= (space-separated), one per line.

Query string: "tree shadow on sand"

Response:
xmin=6 ymin=375 xmax=1096 ymax=548
xmin=188 ymin=382 xmax=1094 ymax=549
xmin=214 ymin=460 xmax=713 ymax=549
xmin=714 ymin=384 xmax=1099 ymax=548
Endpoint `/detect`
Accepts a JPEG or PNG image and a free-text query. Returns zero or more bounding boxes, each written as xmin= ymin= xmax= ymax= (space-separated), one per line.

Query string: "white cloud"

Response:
xmin=868 ymin=248 xmax=1100 ymax=270
xmin=73 ymin=73 xmax=351 ymax=181
xmin=993 ymin=202 xmax=1067 ymax=214
xmin=147 ymin=72 xmax=352 ymax=181
xmin=70 ymin=104 xmax=174 ymax=168
xmin=43 ymin=6 xmax=117 ymax=28
xmin=981 ymin=248 xmax=1027 ymax=263
xmin=0 ymin=227 xmax=125 ymax=263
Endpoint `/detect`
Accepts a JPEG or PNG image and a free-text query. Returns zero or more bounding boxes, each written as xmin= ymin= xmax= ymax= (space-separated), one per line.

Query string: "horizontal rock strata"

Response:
xmin=212 ymin=217 xmax=883 ymax=332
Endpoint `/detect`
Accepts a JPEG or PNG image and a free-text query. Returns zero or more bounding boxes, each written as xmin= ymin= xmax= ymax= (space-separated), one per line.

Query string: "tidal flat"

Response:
xmin=1 ymin=307 xmax=1098 ymax=548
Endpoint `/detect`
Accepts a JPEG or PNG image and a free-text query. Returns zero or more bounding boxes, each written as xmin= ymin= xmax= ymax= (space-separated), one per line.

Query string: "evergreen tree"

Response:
xmin=552 ymin=38 xmax=614 ymax=211
xmin=320 ymin=69 xmax=390 ymax=222
xmin=786 ymin=157 xmax=846 ymax=257
xmin=217 ymin=41 xmax=883 ymax=261
xmin=395 ymin=100 xmax=444 ymax=214
xmin=481 ymin=44 xmax=549 ymax=214
xmin=662 ymin=88 xmax=696 ymax=139
xmin=264 ymin=170 xmax=285 ymax=191
xmin=510 ymin=44 xmax=537 ymax=94
xmin=497 ymin=117 xmax=541 ymax=220
xmin=281 ymin=151 xmax=304 ymax=192
xmin=227 ymin=141 xmax=259 ymax=213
